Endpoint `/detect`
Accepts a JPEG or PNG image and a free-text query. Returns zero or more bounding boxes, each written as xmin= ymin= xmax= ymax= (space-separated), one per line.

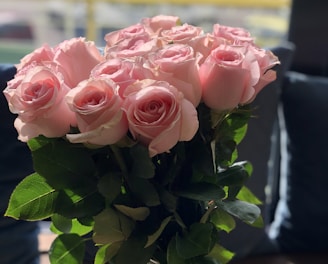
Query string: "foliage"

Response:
xmin=6 ymin=103 xmax=262 ymax=264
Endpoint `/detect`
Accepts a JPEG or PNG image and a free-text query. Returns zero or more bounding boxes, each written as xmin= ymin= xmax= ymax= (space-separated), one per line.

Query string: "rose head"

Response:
xmin=145 ymin=43 xmax=202 ymax=106
xmin=140 ymin=14 xmax=180 ymax=35
xmin=159 ymin=23 xmax=203 ymax=45
xmin=65 ymin=78 xmax=128 ymax=146
xmin=54 ymin=37 xmax=104 ymax=88
xmin=16 ymin=43 xmax=54 ymax=72
xmin=90 ymin=57 xmax=154 ymax=98
xmin=212 ymin=24 xmax=255 ymax=44
xmin=246 ymin=46 xmax=280 ymax=103
xmin=104 ymin=23 xmax=148 ymax=47
xmin=105 ymin=33 xmax=160 ymax=59
xmin=4 ymin=65 xmax=76 ymax=142
xmin=122 ymin=79 xmax=199 ymax=157
xmin=199 ymin=44 xmax=262 ymax=111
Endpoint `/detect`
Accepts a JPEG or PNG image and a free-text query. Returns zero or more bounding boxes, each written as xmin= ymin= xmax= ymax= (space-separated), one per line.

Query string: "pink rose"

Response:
xmin=141 ymin=15 xmax=180 ymax=35
xmin=4 ymin=62 xmax=59 ymax=102
xmin=65 ymin=78 xmax=128 ymax=146
xmin=104 ymin=23 xmax=148 ymax=47
xmin=122 ymin=79 xmax=199 ymax=157
xmin=188 ymin=33 xmax=227 ymax=64
xmin=105 ymin=33 xmax=160 ymax=59
xmin=199 ymin=44 xmax=260 ymax=111
xmin=4 ymin=65 xmax=76 ymax=142
xmin=90 ymin=57 xmax=154 ymax=98
xmin=212 ymin=24 xmax=255 ymax=44
xmin=54 ymin=37 xmax=104 ymax=88
xmin=16 ymin=44 xmax=54 ymax=71
xmin=246 ymin=46 xmax=280 ymax=102
xmin=159 ymin=23 xmax=203 ymax=45
xmin=145 ymin=44 xmax=202 ymax=106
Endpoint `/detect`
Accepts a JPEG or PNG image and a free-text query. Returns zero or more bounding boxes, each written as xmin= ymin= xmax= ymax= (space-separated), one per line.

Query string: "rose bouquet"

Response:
xmin=3 ymin=15 xmax=279 ymax=264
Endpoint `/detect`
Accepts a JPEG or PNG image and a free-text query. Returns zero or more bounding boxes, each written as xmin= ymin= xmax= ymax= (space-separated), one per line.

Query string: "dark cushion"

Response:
xmin=287 ymin=0 xmax=328 ymax=76
xmin=0 ymin=64 xmax=33 ymax=183
xmin=269 ymin=71 xmax=328 ymax=253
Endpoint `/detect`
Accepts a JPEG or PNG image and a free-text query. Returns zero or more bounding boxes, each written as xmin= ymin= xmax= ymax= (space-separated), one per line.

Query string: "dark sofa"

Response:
xmin=224 ymin=0 xmax=328 ymax=262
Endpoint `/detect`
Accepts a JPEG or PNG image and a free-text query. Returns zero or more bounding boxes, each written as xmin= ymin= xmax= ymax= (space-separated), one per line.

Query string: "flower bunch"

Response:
xmin=4 ymin=15 xmax=279 ymax=264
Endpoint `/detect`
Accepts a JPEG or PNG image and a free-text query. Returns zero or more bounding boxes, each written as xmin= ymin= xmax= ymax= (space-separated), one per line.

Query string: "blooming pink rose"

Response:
xmin=105 ymin=32 xmax=160 ymax=59
xmin=4 ymin=62 xmax=60 ymax=102
xmin=16 ymin=44 xmax=54 ymax=71
xmin=104 ymin=23 xmax=148 ymax=47
xmin=188 ymin=33 xmax=227 ymax=64
xmin=4 ymin=65 xmax=76 ymax=142
xmin=246 ymin=46 xmax=280 ymax=102
xmin=90 ymin=57 xmax=154 ymax=98
xmin=141 ymin=15 xmax=180 ymax=35
xmin=199 ymin=44 xmax=261 ymax=111
xmin=54 ymin=37 xmax=104 ymax=88
xmin=145 ymin=44 xmax=202 ymax=106
xmin=122 ymin=79 xmax=199 ymax=157
xmin=65 ymin=78 xmax=128 ymax=146
xmin=159 ymin=23 xmax=203 ymax=45
xmin=212 ymin=24 xmax=255 ymax=44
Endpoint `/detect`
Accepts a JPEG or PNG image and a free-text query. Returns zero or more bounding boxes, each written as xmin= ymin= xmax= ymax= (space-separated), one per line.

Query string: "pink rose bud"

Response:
xmin=199 ymin=44 xmax=260 ymax=111
xmin=245 ymin=46 xmax=280 ymax=103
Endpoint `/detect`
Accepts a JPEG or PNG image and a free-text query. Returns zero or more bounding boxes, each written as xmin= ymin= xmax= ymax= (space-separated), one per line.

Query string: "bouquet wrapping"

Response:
xmin=3 ymin=15 xmax=279 ymax=264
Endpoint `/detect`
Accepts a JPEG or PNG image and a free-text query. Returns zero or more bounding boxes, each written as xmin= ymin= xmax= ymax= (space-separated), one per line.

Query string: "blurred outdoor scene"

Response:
xmin=0 ymin=0 xmax=291 ymax=64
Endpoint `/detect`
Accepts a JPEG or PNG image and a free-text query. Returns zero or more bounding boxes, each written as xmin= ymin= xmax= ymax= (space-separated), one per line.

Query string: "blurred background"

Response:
xmin=0 ymin=0 xmax=291 ymax=64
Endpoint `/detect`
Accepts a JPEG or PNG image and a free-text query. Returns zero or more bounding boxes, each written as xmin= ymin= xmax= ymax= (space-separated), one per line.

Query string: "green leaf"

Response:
xmin=27 ymin=135 xmax=54 ymax=151
xmin=216 ymin=163 xmax=249 ymax=186
xmin=236 ymin=186 xmax=262 ymax=205
xmin=215 ymin=139 xmax=237 ymax=167
xmin=158 ymin=186 xmax=178 ymax=212
xmin=5 ymin=173 xmax=57 ymax=220
xmin=130 ymin=143 xmax=155 ymax=179
xmin=167 ymin=237 xmax=187 ymax=264
xmin=113 ymin=236 xmax=155 ymax=264
xmin=94 ymin=242 xmax=122 ymax=264
xmin=127 ymin=177 xmax=160 ymax=206
xmin=51 ymin=214 xmax=72 ymax=234
xmin=31 ymin=138 xmax=96 ymax=189
xmin=188 ymin=134 xmax=215 ymax=182
xmin=206 ymin=243 xmax=235 ymax=264
xmin=210 ymin=207 xmax=236 ymax=233
xmin=219 ymin=200 xmax=261 ymax=225
xmin=49 ymin=233 xmax=85 ymax=264
xmin=145 ymin=216 xmax=172 ymax=248
xmin=220 ymin=106 xmax=251 ymax=144
xmin=93 ymin=208 xmax=134 ymax=245
xmin=114 ymin=204 xmax=150 ymax=221
xmin=248 ymin=214 xmax=264 ymax=228
xmin=176 ymin=183 xmax=225 ymax=201
xmin=55 ymin=188 xmax=105 ymax=218
xmin=51 ymin=214 xmax=92 ymax=236
xmin=176 ymin=223 xmax=217 ymax=259
xmin=97 ymin=172 xmax=122 ymax=203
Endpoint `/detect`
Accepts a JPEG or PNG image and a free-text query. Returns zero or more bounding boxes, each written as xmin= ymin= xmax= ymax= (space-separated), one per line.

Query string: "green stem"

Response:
xmin=110 ymin=144 xmax=129 ymax=179
xmin=200 ymin=203 xmax=216 ymax=224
